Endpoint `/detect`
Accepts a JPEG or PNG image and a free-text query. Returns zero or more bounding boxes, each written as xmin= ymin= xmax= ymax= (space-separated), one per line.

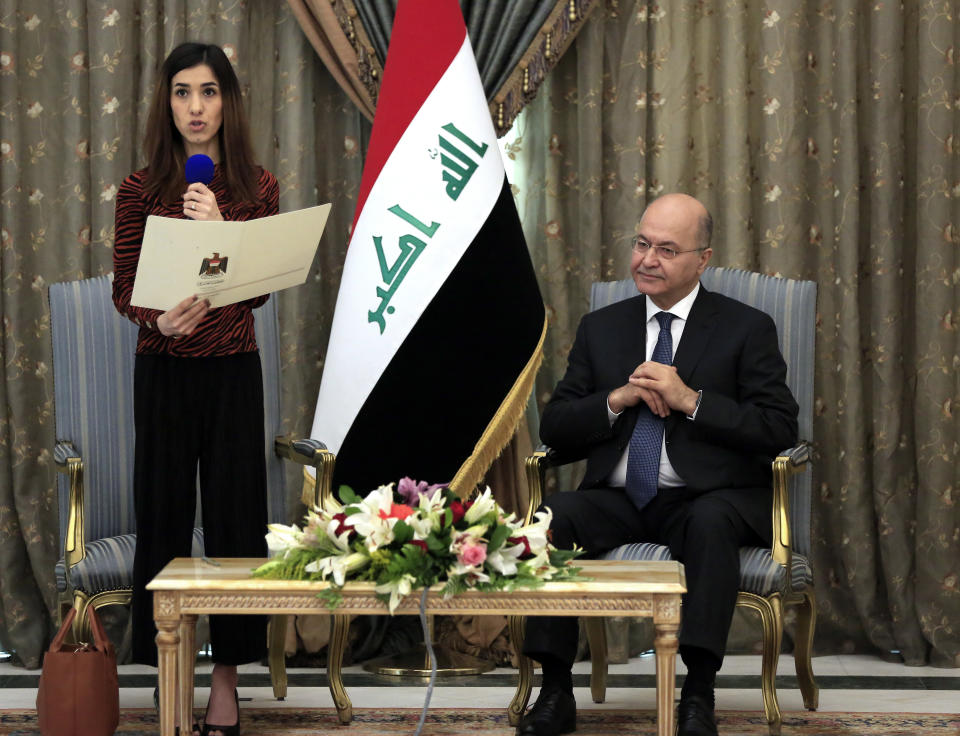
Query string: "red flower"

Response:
xmin=449 ymin=500 xmax=466 ymax=525
xmin=331 ymin=513 xmax=354 ymax=538
xmin=508 ymin=536 xmax=532 ymax=557
xmin=379 ymin=503 xmax=415 ymax=521
xmin=410 ymin=539 xmax=428 ymax=553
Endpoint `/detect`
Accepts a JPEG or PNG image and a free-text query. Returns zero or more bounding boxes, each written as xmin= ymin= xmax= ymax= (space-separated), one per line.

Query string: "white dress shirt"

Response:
xmin=605 ymin=283 xmax=701 ymax=489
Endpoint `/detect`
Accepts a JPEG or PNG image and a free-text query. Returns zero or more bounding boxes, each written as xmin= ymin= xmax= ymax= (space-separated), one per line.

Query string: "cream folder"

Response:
xmin=130 ymin=203 xmax=331 ymax=310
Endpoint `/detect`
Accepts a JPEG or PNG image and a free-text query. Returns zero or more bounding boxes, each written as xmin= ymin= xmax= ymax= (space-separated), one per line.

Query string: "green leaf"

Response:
xmin=316 ymin=587 xmax=344 ymax=610
xmin=393 ymin=519 xmax=414 ymax=545
xmin=426 ymin=533 xmax=447 ymax=553
xmin=487 ymin=523 xmax=510 ymax=554
xmin=339 ymin=485 xmax=361 ymax=504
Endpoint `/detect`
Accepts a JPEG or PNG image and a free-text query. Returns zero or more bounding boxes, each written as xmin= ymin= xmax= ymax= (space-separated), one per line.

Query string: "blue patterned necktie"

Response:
xmin=625 ymin=311 xmax=676 ymax=510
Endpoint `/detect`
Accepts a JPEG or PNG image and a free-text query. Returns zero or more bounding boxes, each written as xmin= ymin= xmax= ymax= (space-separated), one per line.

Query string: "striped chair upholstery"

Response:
xmin=54 ymin=529 xmax=205 ymax=596
xmin=580 ymin=267 xmax=819 ymax=735
xmin=603 ymin=541 xmax=814 ymax=598
xmin=49 ymin=274 xmax=286 ymax=600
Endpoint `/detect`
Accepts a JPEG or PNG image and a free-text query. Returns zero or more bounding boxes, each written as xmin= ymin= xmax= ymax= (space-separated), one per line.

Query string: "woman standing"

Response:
xmin=112 ymin=42 xmax=277 ymax=736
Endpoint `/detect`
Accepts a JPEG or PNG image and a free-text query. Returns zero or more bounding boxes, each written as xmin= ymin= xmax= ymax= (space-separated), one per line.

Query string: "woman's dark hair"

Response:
xmin=143 ymin=42 xmax=258 ymax=203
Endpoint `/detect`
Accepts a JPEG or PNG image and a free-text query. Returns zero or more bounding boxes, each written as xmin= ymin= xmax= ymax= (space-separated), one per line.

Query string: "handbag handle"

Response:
xmin=50 ymin=607 xmax=113 ymax=652
xmin=48 ymin=607 xmax=77 ymax=651
xmin=87 ymin=606 xmax=113 ymax=652
xmin=86 ymin=606 xmax=112 ymax=651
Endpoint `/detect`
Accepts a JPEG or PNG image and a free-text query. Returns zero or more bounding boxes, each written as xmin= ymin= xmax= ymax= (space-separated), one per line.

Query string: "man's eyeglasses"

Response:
xmin=631 ymin=237 xmax=706 ymax=260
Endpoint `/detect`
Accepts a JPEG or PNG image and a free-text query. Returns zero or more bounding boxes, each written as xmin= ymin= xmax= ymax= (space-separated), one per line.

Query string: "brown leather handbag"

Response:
xmin=36 ymin=606 xmax=120 ymax=736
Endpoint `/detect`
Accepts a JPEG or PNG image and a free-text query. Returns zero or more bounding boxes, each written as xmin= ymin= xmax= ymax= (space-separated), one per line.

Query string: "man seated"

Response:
xmin=518 ymin=193 xmax=799 ymax=736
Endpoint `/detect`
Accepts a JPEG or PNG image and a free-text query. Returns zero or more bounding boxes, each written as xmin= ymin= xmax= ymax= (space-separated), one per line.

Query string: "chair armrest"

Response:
xmin=274 ymin=435 xmax=338 ymax=511
xmin=779 ymin=441 xmax=812 ymax=469
xmin=770 ymin=440 xmax=812 ymax=571
xmin=523 ymin=444 xmax=583 ymax=525
xmin=54 ymin=440 xmax=86 ymax=569
xmin=274 ymin=436 xmax=327 ymax=466
xmin=54 ymin=440 xmax=81 ymax=468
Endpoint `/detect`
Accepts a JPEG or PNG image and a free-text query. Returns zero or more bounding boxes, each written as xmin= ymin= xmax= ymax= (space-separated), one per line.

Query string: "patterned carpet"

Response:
xmin=3 ymin=708 xmax=959 ymax=735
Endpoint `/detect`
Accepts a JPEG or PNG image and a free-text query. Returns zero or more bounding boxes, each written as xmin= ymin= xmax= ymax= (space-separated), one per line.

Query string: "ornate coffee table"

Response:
xmin=148 ymin=558 xmax=685 ymax=736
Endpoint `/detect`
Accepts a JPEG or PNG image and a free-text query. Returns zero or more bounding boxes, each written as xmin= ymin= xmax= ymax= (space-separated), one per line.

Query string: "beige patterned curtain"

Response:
xmin=512 ymin=1 xmax=959 ymax=667
xmin=0 ymin=0 xmax=365 ymax=666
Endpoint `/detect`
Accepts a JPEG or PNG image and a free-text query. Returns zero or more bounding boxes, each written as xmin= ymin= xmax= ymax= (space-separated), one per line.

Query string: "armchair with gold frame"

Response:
xmin=266 ymin=440 xmax=354 ymax=718
xmin=509 ymin=267 xmax=818 ymax=736
xmin=48 ymin=274 xmax=329 ymax=699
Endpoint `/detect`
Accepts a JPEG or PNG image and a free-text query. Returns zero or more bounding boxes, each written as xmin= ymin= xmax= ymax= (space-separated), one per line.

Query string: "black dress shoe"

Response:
xmin=676 ymin=693 xmax=718 ymax=736
xmin=516 ymin=686 xmax=576 ymax=736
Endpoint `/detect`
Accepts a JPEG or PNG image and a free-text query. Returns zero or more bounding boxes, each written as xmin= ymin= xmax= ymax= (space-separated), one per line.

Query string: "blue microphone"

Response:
xmin=185 ymin=154 xmax=215 ymax=186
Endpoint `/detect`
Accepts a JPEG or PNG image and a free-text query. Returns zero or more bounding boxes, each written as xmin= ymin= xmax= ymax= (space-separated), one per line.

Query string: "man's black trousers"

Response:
xmin=522 ymin=486 xmax=769 ymax=666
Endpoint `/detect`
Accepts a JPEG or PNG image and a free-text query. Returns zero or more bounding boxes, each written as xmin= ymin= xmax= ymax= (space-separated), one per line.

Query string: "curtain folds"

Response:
xmin=511 ymin=0 xmax=959 ymax=667
xmin=285 ymin=0 xmax=601 ymax=136
xmin=285 ymin=0 xmax=378 ymax=119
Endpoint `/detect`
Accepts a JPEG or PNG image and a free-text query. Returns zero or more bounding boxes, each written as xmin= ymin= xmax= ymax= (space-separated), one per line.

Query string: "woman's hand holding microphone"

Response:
xmin=182 ymin=182 xmax=222 ymax=221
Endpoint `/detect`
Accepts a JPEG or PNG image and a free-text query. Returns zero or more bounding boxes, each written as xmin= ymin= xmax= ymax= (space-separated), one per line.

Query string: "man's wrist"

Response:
xmin=607 ymin=389 xmax=625 ymax=415
xmin=686 ymin=389 xmax=703 ymax=419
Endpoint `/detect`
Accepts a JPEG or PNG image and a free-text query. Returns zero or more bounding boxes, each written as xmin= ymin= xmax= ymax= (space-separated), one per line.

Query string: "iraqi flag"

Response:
xmin=310 ymin=0 xmax=545 ymax=499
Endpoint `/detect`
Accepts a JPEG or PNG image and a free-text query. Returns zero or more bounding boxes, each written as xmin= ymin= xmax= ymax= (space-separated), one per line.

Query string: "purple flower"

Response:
xmin=396 ymin=477 xmax=445 ymax=505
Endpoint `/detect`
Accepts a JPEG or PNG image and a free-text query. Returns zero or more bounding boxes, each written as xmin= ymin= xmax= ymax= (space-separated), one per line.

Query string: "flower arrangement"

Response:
xmin=252 ymin=478 xmax=582 ymax=613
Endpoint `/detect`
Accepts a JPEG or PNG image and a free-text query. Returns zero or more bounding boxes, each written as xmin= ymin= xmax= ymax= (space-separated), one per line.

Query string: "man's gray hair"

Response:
xmin=698 ymin=210 xmax=714 ymax=250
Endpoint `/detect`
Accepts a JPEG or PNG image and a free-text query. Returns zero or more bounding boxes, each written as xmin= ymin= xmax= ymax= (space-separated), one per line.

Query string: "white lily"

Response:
xmin=521 ymin=548 xmax=553 ymax=578
xmin=307 ymin=551 xmax=368 ymax=586
xmin=486 ymin=542 xmax=525 ymax=575
xmin=345 ymin=485 xmax=398 ymax=551
xmin=405 ymin=512 xmax=435 ymax=539
xmin=417 ymin=486 xmax=446 ymax=515
xmin=265 ymin=523 xmax=304 ymax=556
xmin=464 ymin=523 xmax=490 ymax=539
xmin=375 ymin=573 xmax=417 ymax=614
xmin=463 ymin=486 xmax=497 ymax=524
xmin=447 ymin=561 xmax=491 ymax=584
xmin=323 ymin=519 xmax=354 ymax=553
xmin=514 ymin=508 xmax=553 ymax=556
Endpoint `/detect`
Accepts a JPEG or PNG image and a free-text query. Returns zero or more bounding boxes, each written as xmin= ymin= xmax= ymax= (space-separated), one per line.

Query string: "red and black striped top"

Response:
xmin=112 ymin=166 xmax=279 ymax=357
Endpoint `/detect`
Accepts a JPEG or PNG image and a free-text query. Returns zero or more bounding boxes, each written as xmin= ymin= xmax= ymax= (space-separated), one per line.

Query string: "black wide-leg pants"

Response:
xmin=522 ymin=486 xmax=769 ymax=667
xmin=131 ymin=352 xmax=268 ymax=666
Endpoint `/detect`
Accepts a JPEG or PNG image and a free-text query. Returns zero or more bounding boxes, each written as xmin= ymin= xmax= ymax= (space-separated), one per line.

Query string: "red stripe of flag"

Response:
xmin=351 ymin=0 xmax=468 ymax=234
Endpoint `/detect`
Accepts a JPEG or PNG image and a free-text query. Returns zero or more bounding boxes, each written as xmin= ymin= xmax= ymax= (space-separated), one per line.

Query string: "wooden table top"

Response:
xmin=148 ymin=558 xmax=685 ymax=597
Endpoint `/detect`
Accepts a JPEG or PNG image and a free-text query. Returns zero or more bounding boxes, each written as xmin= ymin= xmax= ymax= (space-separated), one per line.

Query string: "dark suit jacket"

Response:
xmin=540 ymin=285 xmax=799 ymax=539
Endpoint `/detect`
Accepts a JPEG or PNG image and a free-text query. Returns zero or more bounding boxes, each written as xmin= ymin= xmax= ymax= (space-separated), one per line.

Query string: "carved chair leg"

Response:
xmin=268 ymin=614 xmax=288 ymax=700
xmin=738 ymin=593 xmax=782 ymax=736
xmin=328 ymin=614 xmax=353 ymax=724
xmin=584 ymin=617 xmax=607 ymax=703
xmin=793 ymin=589 xmax=819 ymax=710
xmin=507 ymin=614 xmax=531 ymax=726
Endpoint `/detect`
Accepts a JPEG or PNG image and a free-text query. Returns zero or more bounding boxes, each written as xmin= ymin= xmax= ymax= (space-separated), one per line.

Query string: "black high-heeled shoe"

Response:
xmin=201 ymin=688 xmax=240 ymax=736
